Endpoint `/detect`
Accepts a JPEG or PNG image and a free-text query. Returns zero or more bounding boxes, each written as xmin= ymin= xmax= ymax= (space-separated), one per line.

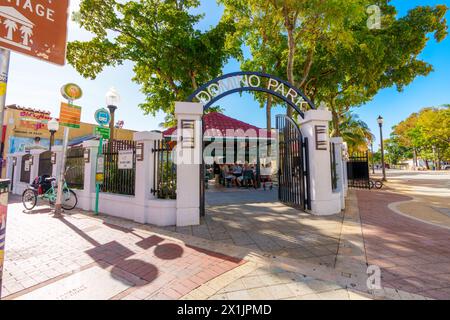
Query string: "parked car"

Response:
xmin=443 ymin=165 xmax=450 ymax=170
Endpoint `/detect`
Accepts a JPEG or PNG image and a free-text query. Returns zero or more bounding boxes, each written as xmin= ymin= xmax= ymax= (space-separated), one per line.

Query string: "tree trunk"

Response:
xmin=284 ymin=7 xmax=295 ymax=118
xmin=331 ymin=107 xmax=340 ymax=137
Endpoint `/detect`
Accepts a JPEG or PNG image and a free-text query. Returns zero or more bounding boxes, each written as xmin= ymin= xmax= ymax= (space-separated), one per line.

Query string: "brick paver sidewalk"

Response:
xmin=356 ymin=189 xmax=450 ymax=299
xmin=1 ymin=197 xmax=244 ymax=300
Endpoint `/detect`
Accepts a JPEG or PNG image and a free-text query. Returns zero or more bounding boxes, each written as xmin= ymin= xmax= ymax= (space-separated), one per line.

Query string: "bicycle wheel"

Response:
xmin=369 ymin=180 xmax=374 ymax=189
xmin=375 ymin=181 xmax=383 ymax=189
xmin=61 ymin=190 xmax=78 ymax=210
xmin=22 ymin=189 xmax=37 ymax=210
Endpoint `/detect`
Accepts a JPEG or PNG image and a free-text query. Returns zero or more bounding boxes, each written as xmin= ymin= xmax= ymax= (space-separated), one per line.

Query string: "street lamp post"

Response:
xmin=105 ymin=87 xmax=120 ymax=141
xmin=47 ymin=118 xmax=59 ymax=151
xmin=377 ymin=116 xmax=386 ymax=181
xmin=371 ymin=142 xmax=375 ymax=174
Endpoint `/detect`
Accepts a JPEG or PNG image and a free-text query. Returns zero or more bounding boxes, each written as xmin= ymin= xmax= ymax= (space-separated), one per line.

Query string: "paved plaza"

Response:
xmin=1 ymin=170 xmax=449 ymax=300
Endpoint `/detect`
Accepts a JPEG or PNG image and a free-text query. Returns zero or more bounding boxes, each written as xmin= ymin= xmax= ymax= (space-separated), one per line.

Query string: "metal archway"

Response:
xmin=188 ymin=71 xmax=315 ymax=119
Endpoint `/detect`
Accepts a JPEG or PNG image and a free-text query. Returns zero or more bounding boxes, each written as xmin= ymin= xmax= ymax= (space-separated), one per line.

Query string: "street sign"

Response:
xmin=94 ymin=126 xmax=110 ymax=139
xmin=96 ymin=155 xmax=104 ymax=184
xmin=59 ymin=102 xmax=81 ymax=129
xmin=0 ymin=0 xmax=70 ymax=65
xmin=94 ymin=108 xmax=111 ymax=126
xmin=61 ymin=83 xmax=83 ymax=101
xmin=118 ymin=150 xmax=134 ymax=169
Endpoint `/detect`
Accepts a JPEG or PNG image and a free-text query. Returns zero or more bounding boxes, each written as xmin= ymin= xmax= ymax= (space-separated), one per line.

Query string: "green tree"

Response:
xmin=338 ymin=112 xmax=374 ymax=154
xmin=68 ymin=0 xmax=238 ymax=117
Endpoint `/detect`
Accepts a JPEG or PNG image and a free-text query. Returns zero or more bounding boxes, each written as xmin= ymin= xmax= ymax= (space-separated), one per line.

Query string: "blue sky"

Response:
xmin=5 ymin=0 xmax=450 ymax=149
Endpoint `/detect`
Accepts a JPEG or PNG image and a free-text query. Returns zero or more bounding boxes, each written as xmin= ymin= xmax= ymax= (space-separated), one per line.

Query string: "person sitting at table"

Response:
xmin=237 ymin=164 xmax=255 ymax=188
xmin=233 ymin=163 xmax=243 ymax=178
xmin=222 ymin=164 xmax=236 ymax=187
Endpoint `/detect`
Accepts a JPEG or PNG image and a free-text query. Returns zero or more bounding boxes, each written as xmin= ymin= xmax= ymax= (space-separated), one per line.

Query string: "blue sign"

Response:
xmin=94 ymin=108 xmax=111 ymax=126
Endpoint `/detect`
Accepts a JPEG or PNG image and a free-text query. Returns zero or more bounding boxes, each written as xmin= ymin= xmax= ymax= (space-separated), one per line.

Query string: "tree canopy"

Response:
xmin=387 ymin=105 xmax=450 ymax=166
xmin=68 ymin=0 xmax=239 ymax=117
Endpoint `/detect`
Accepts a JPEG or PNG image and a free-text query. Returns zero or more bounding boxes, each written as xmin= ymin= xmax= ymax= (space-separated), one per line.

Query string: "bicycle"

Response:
xmin=22 ymin=168 xmax=78 ymax=211
xmin=369 ymin=179 xmax=383 ymax=190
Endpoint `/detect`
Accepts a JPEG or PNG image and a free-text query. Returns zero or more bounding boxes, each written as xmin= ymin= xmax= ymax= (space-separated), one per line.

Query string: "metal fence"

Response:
xmin=347 ymin=152 xmax=371 ymax=189
xmin=65 ymin=147 xmax=85 ymax=189
xmin=102 ymin=140 xmax=136 ymax=196
xmin=20 ymin=154 xmax=32 ymax=183
xmin=330 ymin=142 xmax=338 ymax=191
xmin=151 ymin=140 xmax=177 ymax=199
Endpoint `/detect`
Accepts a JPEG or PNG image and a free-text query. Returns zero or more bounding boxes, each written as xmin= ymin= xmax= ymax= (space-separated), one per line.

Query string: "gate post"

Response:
xmin=51 ymin=146 xmax=63 ymax=179
xmin=133 ymin=131 xmax=162 ymax=224
xmin=29 ymin=150 xmax=43 ymax=184
xmin=299 ymin=108 xmax=341 ymax=215
xmin=331 ymin=137 xmax=346 ymax=210
xmin=174 ymin=102 xmax=203 ymax=227
xmin=80 ymin=141 xmax=99 ymax=211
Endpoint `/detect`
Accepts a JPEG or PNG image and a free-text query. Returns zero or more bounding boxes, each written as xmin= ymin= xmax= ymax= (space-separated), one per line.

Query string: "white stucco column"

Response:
xmin=342 ymin=142 xmax=349 ymax=196
xmin=299 ymin=109 xmax=341 ymax=216
xmin=133 ymin=131 xmax=162 ymax=224
xmin=11 ymin=154 xmax=23 ymax=194
xmin=29 ymin=150 xmax=44 ymax=184
xmin=331 ymin=137 xmax=345 ymax=210
xmin=51 ymin=146 xmax=63 ymax=179
xmin=80 ymin=140 xmax=99 ymax=211
xmin=175 ymin=101 xmax=203 ymax=227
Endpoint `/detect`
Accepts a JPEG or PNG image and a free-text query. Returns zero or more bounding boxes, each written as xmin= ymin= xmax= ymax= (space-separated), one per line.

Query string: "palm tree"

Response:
xmin=4 ymin=19 xmax=18 ymax=40
xmin=339 ymin=112 xmax=374 ymax=153
xmin=20 ymin=25 xmax=33 ymax=46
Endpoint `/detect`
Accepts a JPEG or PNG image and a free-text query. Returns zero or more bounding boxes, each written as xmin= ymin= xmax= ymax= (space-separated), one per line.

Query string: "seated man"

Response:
xmin=237 ymin=164 xmax=255 ymax=188
xmin=222 ymin=164 xmax=236 ymax=187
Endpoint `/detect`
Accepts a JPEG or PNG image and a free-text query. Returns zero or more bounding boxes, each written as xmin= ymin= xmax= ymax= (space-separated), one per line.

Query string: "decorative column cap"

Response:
xmin=134 ymin=131 xmax=163 ymax=142
xmin=174 ymin=102 xmax=203 ymax=116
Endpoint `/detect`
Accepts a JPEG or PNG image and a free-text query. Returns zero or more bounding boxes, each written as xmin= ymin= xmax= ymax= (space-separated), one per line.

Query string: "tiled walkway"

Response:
xmin=357 ymin=189 xmax=450 ymax=299
xmin=164 ymin=199 xmax=344 ymax=267
xmin=1 ymin=197 xmax=244 ymax=299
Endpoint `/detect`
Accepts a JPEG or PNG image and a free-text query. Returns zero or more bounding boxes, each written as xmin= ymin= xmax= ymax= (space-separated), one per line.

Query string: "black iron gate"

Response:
xmin=276 ymin=115 xmax=311 ymax=210
xmin=347 ymin=152 xmax=371 ymax=189
xmin=38 ymin=151 xmax=53 ymax=177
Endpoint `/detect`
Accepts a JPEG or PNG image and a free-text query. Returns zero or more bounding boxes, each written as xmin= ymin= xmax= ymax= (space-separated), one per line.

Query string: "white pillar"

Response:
xmin=299 ymin=109 xmax=341 ymax=215
xmin=175 ymin=102 xmax=203 ymax=227
xmin=12 ymin=154 xmax=22 ymax=194
xmin=331 ymin=137 xmax=345 ymax=210
xmin=342 ymin=142 xmax=349 ymax=197
xmin=80 ymin=140 xmax=99 ymax=211
xmin=133 ymin=131 xmax=162 ymax=224
xmin=29 ymin=150 xmax=43 ymax=184
xmin=51 ymin=146 xmax=63 ymax=178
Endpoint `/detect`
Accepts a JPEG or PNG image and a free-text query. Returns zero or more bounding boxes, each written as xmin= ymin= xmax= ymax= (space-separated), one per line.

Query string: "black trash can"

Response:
xmin=0 ymin=179 xmax=10 ymax=299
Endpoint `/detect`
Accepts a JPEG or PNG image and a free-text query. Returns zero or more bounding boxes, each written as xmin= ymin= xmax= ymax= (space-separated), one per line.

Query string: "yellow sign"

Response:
xmin=59 ymin=102 xmax=82 ymax=129
xmin=61 ymin=83 xmax=83 ymax=100
xmin=96 ymin=173 xmax=104 ymax=183
xmin=0 ymin=83 xmax=6 ymax=96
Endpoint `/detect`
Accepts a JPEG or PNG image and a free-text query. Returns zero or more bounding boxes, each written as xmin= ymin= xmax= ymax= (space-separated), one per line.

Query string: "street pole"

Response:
xmin=378 ymin=122 xmax=386 ymax=182
xmin=54 ymin=126 xmax=69 ymax=216
xmin=371 ymin=142 xmax=375 ymax=174
xmin=95 ymin=136 xmax=103 ymax=215
xmin=0 ymin=49 xmax=11 ymax=177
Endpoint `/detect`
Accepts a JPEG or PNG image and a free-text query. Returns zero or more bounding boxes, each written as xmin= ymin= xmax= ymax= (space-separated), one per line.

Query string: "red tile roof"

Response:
xmin=163 ymin=112 xmax=272 ymax=138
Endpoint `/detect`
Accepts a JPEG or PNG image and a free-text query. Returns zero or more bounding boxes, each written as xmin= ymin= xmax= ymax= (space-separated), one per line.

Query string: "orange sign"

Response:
xmin=0 ymin=0 xmax=70 ymax=65
xmin=59 ymin=102 xmax=81 ymax=129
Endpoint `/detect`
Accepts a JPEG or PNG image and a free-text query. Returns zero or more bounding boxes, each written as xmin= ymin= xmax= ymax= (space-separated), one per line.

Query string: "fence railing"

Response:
xmin=102 ymin=140 xmax=136 ymax=196
xmin=330 ymin=142 xmax=338 ymax=191
xmin=151 ymin=140 xmax=177 ymax=199
xmin=347 ymin=152 xmax=371 ymax=189
xmin=65 ymin=146 xmax=85 ymax=189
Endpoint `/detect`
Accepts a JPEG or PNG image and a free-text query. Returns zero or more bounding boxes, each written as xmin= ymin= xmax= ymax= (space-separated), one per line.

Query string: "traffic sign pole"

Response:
xmin=95 ymin=137 xmax=103 ymax=215
xmin=54 ymin=125 xmax=70 ymax=217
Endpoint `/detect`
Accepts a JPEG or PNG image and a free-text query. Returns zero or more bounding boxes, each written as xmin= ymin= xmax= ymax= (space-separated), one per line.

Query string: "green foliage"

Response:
xmin=68 ymin=0 xmax=239 ymax=116
xmin=338 ymin=112 xmax=374 ymax=153
xmin=390 ymin=105 xmax=450 ymax=163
